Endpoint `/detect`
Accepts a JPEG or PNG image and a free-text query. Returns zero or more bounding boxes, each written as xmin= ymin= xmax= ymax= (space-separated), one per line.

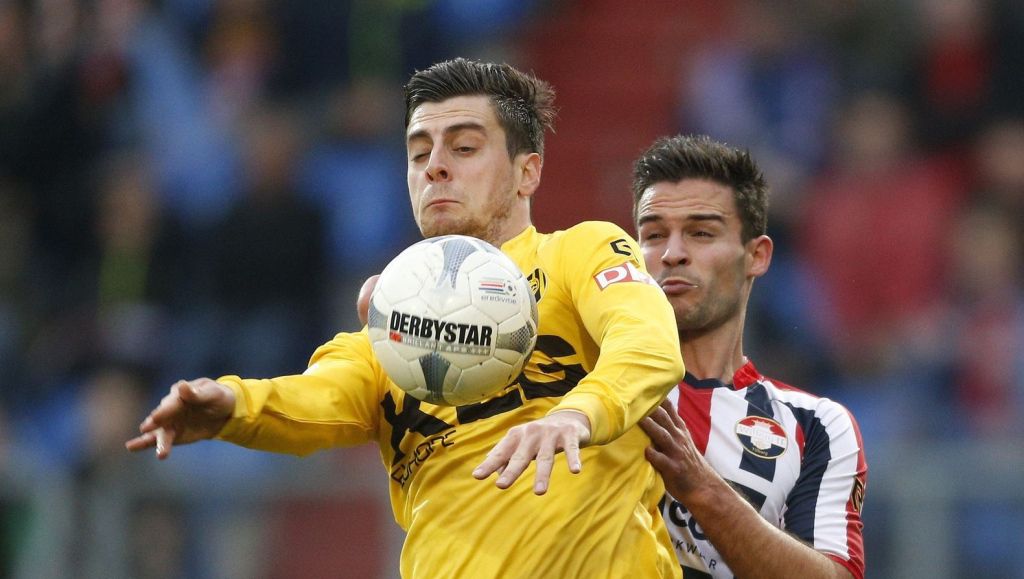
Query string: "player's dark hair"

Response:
xmin=631 ymin=135 xmax=768 ymax=243
xmin=404 ymin=58 xmax=557 ymax=158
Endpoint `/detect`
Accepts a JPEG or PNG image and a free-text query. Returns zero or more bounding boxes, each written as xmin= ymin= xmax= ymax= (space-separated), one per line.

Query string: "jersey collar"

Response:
xmin=681 ymin=359 xmax=762 ymax=390
xmin=500 ymin=225 xmax=538 ymax=254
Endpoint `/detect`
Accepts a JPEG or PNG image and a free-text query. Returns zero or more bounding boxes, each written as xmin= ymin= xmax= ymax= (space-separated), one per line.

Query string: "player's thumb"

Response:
xmin=178 ymin=378 xmax=222 ymax=405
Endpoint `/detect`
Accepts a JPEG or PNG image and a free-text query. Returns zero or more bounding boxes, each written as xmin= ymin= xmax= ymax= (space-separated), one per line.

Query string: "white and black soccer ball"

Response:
xmin=367 ymin=235 xmax=538 ymax=406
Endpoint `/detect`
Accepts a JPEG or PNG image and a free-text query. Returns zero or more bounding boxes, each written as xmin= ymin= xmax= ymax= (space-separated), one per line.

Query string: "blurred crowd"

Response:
xmin=0 ymin=0 xmax=1022 ymax=577
xmin=685 ymin=0 xmax=1024 ymax=448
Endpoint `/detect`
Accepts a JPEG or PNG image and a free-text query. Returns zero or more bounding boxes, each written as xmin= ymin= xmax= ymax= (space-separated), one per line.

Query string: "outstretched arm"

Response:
xmin=125 ymin=378 xmax=235 ymax=459
xmin=641 ymin=399 xmax=854 ymax=579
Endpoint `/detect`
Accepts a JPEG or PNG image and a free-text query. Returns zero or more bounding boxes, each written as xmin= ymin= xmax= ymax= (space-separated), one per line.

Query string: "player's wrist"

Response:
xmin=675 ymin=466 xmax=734 ymax=509
xmin=548 ymin=409 xmax=591 ymax=441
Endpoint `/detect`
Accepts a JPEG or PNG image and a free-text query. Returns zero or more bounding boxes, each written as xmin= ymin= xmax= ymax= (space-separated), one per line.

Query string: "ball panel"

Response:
xmin=452 ymin=358 xmax=518 ymax=405
xmin=417 ymin=352 xmax=451 ymax=405
xmin=371 ymin=339 xmax=422 ymax=391
xmin=495 ymin=320 xmax=536 ymax=355
xmin=436 ymin=236 xmax=479 ymax=290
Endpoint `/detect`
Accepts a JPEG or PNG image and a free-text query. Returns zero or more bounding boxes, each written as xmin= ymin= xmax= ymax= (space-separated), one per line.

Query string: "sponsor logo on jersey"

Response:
xmin=735 ymin=416 xmax=788 ymax=459
xmin=390 ymin=429 xmax=455 ymax=487
xmin=593 ymin=261 xmax=658 ymax=290
xmin=388 ymin=311 xmax=493 ymax=355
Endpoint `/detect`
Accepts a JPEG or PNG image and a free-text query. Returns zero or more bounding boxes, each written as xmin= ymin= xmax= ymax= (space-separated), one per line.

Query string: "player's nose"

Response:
xmin=660 ymin=234 xmax=689 ymax=266
xmin=425 ymin=151 xmax=451 ymax=182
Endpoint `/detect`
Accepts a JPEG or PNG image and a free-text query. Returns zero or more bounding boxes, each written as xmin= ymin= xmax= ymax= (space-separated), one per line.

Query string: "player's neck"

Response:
xmin=492 ymin=214 xmax=533 ymax=248
xmin=678 ymin=314 xmax=747 ymax=385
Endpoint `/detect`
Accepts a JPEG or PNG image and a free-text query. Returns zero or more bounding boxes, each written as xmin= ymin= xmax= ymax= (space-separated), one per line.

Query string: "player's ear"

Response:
xmin=747 ymin=235 xmax=773 ymax=278
xmin=516 ymin=152 xmax=542 ymax=200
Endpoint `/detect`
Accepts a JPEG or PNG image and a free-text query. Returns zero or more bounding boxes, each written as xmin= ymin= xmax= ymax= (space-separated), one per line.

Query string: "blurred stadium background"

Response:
xmin=1 ymin=0 xmax=1022 ymax=577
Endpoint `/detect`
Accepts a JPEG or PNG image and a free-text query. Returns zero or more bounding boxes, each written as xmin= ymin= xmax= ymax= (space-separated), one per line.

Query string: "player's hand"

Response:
xmin=357 ymin=274 xmax=380 ymax=326
xmin=640 ymin=398 xmax=717 ymax=501
xmin=472 ymin=410 xmax=591 ymax=495
xmin=124 ymin=378 xmax=235 ymax=460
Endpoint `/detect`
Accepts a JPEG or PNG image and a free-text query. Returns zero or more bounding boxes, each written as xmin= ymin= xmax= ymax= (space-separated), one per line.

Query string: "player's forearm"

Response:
xmin=684 ymin=477 xmax=853 ymax=579
xmin=556 ymin=317 xmax=684 ymax=443
xmin=555 ymin=355 xmax=682 ymax=444
xmin=216 ymin=375 xmax=375 ymax=455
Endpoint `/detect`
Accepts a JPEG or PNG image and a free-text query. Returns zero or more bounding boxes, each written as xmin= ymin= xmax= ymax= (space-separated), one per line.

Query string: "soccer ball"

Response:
xmin=367 ymin=235 xmax=538 ymax=406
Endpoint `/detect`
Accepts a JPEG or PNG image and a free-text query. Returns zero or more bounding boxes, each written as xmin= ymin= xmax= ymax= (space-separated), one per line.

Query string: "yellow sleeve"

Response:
xmin=547 ymin=221 xmax=685 ymax=444
xmin=215 ymin=329 xmax=387 ymax=456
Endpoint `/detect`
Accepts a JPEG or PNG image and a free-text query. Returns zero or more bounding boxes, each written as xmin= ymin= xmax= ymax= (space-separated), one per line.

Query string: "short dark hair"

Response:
xmin=632 ymin=135 xmax=768 ymax=242
xmin=404 ymin=58 xmax=557 ymax=158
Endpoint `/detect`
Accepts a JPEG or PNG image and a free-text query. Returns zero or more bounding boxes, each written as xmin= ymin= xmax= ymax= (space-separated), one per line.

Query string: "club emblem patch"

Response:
xmin=735 ymin=416 xmax=788 ymax=459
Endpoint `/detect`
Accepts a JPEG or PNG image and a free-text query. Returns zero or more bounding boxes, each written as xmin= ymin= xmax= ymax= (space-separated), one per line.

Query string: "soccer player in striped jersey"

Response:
xmin=632 ymin=135 xmax=867 ymax=579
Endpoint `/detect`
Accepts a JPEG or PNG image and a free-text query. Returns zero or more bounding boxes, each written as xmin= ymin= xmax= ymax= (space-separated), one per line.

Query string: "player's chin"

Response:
xmin=421 ymin=216 xmax=470 ymax=239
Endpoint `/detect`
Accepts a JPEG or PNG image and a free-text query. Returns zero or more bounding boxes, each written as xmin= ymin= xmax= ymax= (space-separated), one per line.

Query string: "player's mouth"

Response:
xmin=426 ymin=198 xmax=459 ymax=210
xmin=659 ymin=277 xmax=698 ymax=295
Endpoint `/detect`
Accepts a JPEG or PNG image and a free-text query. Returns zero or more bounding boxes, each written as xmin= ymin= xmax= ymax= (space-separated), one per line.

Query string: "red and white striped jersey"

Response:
xmin=661 ymin=360 xmax=866 ymax=579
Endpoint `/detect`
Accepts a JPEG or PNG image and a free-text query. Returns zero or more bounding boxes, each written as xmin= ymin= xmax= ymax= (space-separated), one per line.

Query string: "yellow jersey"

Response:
xmin=216 ymin=222 xmax=685 ymax=578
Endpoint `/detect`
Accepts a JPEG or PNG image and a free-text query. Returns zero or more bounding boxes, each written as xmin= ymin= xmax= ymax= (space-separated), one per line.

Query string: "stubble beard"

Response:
xmin=419 ymin=184 xmax=516 ymax=246
xmin=674 ymin=289 xmax=741 ymax=340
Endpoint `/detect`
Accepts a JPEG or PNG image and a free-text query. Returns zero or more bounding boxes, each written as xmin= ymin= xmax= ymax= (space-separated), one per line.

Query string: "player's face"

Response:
xmin=636 ymin=179 xmax=754 ymax=334
xmin=406 ymin=95 xmax=528 ymax=245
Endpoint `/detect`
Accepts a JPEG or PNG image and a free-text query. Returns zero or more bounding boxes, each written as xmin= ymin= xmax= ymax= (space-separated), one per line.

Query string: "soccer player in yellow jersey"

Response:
xmin=126 ymin=58 xmax=685 ymax=578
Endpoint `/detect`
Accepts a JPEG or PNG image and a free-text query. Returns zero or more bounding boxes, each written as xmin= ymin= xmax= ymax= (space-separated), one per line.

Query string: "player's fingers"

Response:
xmin=639 ymin=415 xmax=672 ymax=448
xmin=638 ymin=414 xmax=671 ymax=440
xmin=472 ymin=433 xmax=519 ymax=479
xmin=148 ymin=384 xmax=188 ymax=424
xmin=532 ymin=437 xmax=558 ymax=495
xmin=155 ymin=426 xmax=176 ymax=460
xmin=650 ymin=406 xmax=689 ymax=443
xmin=658 ymin=397 xmax=675 ymax=414
xmin=647 ymin=406 xmax=675 ymax=429
xmin=495 ymin=448 xmax=534 ymax=490
xmin=562 ymin=434 xmax=582 ymax=474
xmin=125 ymin=431 xmax=157 ymax=452
xmin=662 ymin=400 xmax=686 ymax=430
xmin=139 ymin=414 xmax=157 ymax=433
xmin=644 ymin=445 xmax=674 ymax=474
xmin=472 ymin=456 xmax=502 ymax=479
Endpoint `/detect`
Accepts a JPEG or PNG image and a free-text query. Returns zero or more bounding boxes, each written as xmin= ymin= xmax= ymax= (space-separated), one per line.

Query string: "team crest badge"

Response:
xmin=527 ymin=268 xmax=547 ymax=302
xmin=735 ymin=416 xmax=788 ymax=459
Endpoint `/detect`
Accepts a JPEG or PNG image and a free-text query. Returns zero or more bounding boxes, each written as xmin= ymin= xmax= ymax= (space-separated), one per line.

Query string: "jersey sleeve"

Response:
xmin=215 ymin=329 xmax=388 ymax=456
xmin=783 ymin=402 xmax=867 ymax=579
xmin=546 ymin=221 xmax=685 ymax=444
